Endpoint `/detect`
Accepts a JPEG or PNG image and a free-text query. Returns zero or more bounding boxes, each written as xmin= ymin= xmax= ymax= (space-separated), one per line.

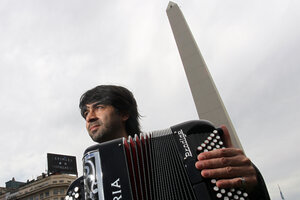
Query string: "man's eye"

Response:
xmin=96 ymin=105 xmax=104 ymax=109
xmin=84 ymin=111 xmax=89 ymax=118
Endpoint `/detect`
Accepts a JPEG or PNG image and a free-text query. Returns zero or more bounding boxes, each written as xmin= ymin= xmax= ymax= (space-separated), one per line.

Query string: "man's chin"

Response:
xmin=91 ymin=135 xmax=103 ymax=143
xmin=92 ymin=133 xmax=119 ymax=143
xmin=91 ymin=133 xmax=108 ymax=143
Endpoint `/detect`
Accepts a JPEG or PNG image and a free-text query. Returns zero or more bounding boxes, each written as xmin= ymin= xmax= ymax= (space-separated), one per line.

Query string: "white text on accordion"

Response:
xmin=177 ymin=129 xmax=192 ymax=159
xmin=111 ymin=178 xmax=122 ymax=200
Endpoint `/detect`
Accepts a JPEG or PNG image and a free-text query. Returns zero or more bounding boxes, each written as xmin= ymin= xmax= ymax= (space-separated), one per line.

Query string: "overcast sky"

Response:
xmin=0 ymin=0 xmax=299 ymax=199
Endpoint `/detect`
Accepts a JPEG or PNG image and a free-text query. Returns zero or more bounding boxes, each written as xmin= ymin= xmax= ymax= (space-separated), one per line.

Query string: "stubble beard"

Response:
xmin=89 ymin=120 xmax=123 ymax=143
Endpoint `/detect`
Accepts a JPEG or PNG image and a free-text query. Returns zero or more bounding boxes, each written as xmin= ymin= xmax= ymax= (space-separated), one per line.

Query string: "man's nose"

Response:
xmin=86 ymin=110 xmax=98 ymax=123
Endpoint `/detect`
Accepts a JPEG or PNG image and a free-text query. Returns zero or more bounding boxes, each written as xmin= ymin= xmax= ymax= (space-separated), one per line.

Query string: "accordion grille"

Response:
xmin=125 ymin=128 xmax=196 ymax=200
xmin=150 ymin=134 xmax=196 ymax=200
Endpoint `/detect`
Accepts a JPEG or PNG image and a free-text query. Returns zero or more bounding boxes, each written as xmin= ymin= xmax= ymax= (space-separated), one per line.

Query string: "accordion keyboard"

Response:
xmin=196 ymin=129 xmax=249 ymax=200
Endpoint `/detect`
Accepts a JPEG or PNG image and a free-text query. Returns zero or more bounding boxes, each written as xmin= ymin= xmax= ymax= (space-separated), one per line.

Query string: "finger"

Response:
xmin=216 ymin=176 xmax=258 ymax=191
xmin=195 ymin=154 xmax=251 ymax=170
xmin=220 ymin=125 xmax=233 ymax=148
xmin=200 ymin=165 xmax=255 ymax=179
xmin=197 ymin=148 xmax=244 ymax=160
xmin=217 ymin=177 xmax=247 ymax=189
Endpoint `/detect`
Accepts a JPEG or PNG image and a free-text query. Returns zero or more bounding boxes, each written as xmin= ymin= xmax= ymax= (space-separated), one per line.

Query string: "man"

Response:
xmin=79 ymin=84 xmax=141 ymax=142
xmin=79 ymin=85 xmax=270 ymax=199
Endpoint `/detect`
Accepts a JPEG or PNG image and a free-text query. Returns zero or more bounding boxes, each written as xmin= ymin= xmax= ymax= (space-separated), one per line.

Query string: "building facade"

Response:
xmin=0 ymin=174 xmax=76 ymax=200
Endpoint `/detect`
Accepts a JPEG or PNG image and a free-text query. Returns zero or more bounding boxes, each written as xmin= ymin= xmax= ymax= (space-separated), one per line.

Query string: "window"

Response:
xmin=45 ymin=191 xmax=49 ymax=197
xmin=53 ymin=189 xmax=58 ymax=195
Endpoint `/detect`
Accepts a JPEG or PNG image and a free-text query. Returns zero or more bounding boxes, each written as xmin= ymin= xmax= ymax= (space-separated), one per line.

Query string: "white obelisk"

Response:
xmin=166 ymin=1 xmax=243 ymax=149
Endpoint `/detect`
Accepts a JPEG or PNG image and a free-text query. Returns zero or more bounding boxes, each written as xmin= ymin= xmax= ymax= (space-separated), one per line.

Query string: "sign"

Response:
xmin=47 ymin=153 xmax=77 ymax=175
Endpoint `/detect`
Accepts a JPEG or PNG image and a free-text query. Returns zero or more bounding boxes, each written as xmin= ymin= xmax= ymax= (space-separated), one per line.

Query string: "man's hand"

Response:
xmin=195 ymin=125 xmax=258 ymax=192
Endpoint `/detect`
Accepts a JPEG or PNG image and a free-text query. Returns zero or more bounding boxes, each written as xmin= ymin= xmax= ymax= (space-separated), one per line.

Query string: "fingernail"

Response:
xmin=195 ymin=162 xmax=202 ymax=169
xmin=201 ymin=170 xmax=209 ymax=177
xmin=198 ymin=154 xmax=205 ymax=160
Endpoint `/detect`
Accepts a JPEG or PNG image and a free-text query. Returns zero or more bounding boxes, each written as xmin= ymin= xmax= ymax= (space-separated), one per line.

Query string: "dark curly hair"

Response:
xmin=79 ymin=85 xmax=141 ymax=137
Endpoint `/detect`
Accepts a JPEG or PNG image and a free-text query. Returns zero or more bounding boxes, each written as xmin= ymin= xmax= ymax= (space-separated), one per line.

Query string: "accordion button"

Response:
xmin=197 ymin=146 xmax=203 ymax=151
xmin=220 ymin=189 xmax=226 ymax=194
xmin=216 ymin=193 xmax=222 ymax=198
xmin=213 ymin=186 xmax=219 ymax=191
xmin=213 ymin=130 xmax=218 ymax=134
xmin=74 ymin=187 xmax=79 ymax=192
xmin=243 ymin=192 xmax=248 ymax=197
xmin=211 ymin=179 xmax=217 ymax=184
xmin=224 ymin=197 xmax=229 ymax=200
xmin=234 ymin=194 xmax=239 ymax=199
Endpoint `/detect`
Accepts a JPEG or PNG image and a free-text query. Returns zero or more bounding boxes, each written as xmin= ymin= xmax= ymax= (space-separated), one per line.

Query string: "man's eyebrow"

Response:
xmin=91 ymin=101 xmax=106 ymax=109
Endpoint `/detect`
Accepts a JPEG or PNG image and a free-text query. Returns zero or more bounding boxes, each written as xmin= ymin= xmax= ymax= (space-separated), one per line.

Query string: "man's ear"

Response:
xmin=121 ymin=113 xmax=129 ymax=121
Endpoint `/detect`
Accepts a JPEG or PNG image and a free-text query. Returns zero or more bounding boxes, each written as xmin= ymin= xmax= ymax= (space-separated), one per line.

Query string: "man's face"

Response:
xmin=84 ymin=102 xmax=128 ymax=143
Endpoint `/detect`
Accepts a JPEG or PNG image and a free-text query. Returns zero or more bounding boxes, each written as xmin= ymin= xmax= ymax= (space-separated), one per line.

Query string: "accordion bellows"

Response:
xmin=66 ymin=120 xmax=249 ymax=200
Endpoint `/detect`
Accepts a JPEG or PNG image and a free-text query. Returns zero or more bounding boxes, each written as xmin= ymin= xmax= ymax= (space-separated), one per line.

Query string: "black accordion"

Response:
xmin=66 ymin=120 xmax=249 ymax=200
